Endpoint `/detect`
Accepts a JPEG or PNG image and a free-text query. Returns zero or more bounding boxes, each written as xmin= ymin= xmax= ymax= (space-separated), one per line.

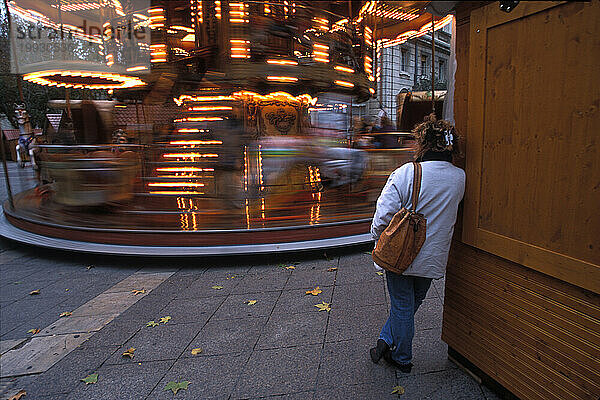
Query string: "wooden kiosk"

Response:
xmin=444 ymin=2 xmax=599 ymax=399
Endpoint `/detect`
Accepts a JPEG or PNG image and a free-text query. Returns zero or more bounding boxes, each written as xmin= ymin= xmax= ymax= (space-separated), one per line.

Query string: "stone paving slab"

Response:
xmin=318 ymin=339 xmax=397 ymax=387
xmin=256 ymin=310 xmax=328 ymax=350
xmin=232 ymin=344 xmax=322 ymax=399
xmin=231 ymin=271 xmax=291 ymax=294
xmin=212 ymin=291 xmax=280 ymax=320
xmin=396 ymin=367 xmax=487 ymax=400
xmin=315 ymin=381 xmax=400 ymax=400
xmin=39 ymin=315 xmax=119 ymax=337
xmin=65 ymin=360 xmax=174 ymax=400
xmin=149 ymin=353 xmax=248 ymax=400
xmin=184 ymin=316 xmax=267 ymax=357
xmin=0 ymin=339 xmax=26 ymax=356
xmin=106 ymin=321 xmax=203 ymax=365
xmin=0 ymin=333 xmax=93 ymax=377
xmin=157 ymin=296 xmax=225 ymax=325
xmin=284 ymin=268 xmax=337 ymax=290
xmin=15 ymin=345 xmax=119 ymax=398
xmin=325 ymin=305 xmax=388 ymax=342
xmin=272 ymin=286 xmax=334 ymax=315
xmin=332 ymin=280 xmax=387 ymax=309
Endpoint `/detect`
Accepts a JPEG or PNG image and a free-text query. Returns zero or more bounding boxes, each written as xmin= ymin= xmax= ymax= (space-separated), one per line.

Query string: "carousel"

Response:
xmin=1 ymin=0 xmax=453 ymax=255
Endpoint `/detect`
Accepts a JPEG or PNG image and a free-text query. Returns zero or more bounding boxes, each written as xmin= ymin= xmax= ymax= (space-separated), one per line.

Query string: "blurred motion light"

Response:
xmin=23 ymin=70 xmax=146 ymax=90
xmin=266 ymin=76 xmax=298 ymax=83
xmin=334 ymin=66 xmax=354 ymax=73
xmin=334 ymin=80 xmax=354 ymax=88
xmin=267 ymin=59 xmax=298 ymax=66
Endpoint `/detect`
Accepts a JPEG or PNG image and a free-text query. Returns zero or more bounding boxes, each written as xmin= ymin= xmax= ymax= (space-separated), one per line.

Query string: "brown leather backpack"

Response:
xmin=372 ymin=162 xmax=427 ymax=274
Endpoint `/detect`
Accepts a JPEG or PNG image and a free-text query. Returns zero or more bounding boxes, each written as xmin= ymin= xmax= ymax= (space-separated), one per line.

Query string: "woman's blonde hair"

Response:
xmin=412 ymin=113 xmax=461 ymax=160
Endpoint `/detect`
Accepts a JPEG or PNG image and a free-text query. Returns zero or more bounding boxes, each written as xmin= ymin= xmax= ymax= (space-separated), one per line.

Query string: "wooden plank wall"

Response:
xmin=444 ymin=242 xmax=600 ymax=400
xmin=442 ymin=2 xmax=600 ymax=400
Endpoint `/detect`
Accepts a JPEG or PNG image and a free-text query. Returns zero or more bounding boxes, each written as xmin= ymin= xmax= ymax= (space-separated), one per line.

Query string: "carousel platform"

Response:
xmin=1 ymin=186 xmax=374 ymax=256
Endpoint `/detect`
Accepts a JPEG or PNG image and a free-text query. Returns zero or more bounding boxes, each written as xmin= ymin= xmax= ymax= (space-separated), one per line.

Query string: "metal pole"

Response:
xmin=431 ymin=13 xmax=435 ymax=113
xmin=0 ymin=134 xmax=14 ymax=209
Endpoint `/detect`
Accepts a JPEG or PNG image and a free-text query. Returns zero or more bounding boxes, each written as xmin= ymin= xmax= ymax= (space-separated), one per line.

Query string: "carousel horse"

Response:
xmin=14 ymin=104 xmax=37 ymax=169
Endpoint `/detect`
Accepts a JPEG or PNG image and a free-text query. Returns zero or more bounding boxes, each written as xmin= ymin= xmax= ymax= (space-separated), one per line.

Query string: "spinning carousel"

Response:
xmin=1 ymin=1 xmax=452 ymax=255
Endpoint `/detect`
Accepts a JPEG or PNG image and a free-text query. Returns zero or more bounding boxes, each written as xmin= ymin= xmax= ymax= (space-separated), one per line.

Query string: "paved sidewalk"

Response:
xmin=0 ymin=241 xmax=500 ymax=400
xmin=0 ymin=163 xmax=499 ymax=399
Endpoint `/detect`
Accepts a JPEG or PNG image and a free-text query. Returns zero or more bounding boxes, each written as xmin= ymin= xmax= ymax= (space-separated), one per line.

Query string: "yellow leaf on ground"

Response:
xmin=191 ymin=348 xmax=203 ymax=355
xmin=164 ymin=381 xmax=190 ymax=395
xmin=226 ymin=275 xmax=237 ymax=280
xmin=305 ymin=287 xmax=322 ymax=296
xmin=376 ymin=271 xmax=384 ymax=276
xmin=211 ymin=285 xmax=224 ymax=290
xmin=122 ymin=347 xmax=136 ymax=358
xmin=81 ymin=373 xmax=98 ymax=384
xmin=146 ymin=320 xmax=159 ymax=327
xmin=327 ymin=267 xmax=337 ymax=272
xmin=60 ymin=312 xmax=72 ymax=318
xmin=29 ymin=290 xmax=40 ymax=295
xmin=27 ymin=328 xmax=40 ymax=335
xmin=391 ymin=385 xmax=405 ymax=395
xmin=131 ymin=289 xmax=146 ymax=295
xmin=65 ymin=289 xmax=69 ymax=292
xmin=159 ymin=316 xmax=172 ymax=324
xmin=314 ymin=302 xmax=331 ymax=312
xmin=244 ymin=300 xmax=257 ymax=305
xmin=8 ymin=389 xmax=26 ymax=400
xmin=285 ymin=265 xmax=295 ymax=270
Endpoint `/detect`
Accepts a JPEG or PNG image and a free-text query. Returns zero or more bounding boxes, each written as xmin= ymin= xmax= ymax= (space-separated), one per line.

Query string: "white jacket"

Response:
xmin=371 ymin=161 xmax=465 ymax=279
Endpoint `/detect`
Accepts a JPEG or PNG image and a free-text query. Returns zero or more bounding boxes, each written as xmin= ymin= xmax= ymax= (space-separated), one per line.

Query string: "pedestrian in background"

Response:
xmin=369 ymin=114 xmax=465 ymax=372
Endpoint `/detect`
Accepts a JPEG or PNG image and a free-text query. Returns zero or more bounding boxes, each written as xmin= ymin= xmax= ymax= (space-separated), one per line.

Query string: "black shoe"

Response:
xmin=369 ymin=339 xmax=389 ymax=363
xmin=382 ymin=350 xmax=413 ymax=372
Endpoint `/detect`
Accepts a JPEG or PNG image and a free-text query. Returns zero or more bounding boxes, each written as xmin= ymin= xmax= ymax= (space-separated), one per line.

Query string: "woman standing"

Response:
xmin=369 ymin=114 xmax=465 ymax=372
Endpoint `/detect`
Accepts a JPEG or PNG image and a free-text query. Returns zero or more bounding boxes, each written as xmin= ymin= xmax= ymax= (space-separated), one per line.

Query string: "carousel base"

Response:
xmin=0 ymin=210 xmax=373 ymax=256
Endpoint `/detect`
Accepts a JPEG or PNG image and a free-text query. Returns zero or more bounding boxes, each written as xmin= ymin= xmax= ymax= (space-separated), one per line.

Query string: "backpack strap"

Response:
xmin=411 ymin=162 xmax=422 ymax=212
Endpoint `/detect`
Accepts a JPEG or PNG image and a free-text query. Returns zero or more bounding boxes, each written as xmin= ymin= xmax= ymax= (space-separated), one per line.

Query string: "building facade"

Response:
xmin=359 ymin=22 xmax=452 ymax=125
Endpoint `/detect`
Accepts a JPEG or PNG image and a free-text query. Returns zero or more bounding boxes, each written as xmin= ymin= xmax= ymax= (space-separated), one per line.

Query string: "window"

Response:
xmin=420 ymin=54 xmax=428 ymax=76
xmin=438 ymin=59 xmax=446 ymax=81
xmin=401 ymin=49 xmax=408 ymax=71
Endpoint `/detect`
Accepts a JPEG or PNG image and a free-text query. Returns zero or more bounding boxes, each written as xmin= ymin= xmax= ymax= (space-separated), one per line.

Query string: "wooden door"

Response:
xmin=462 ymin=1 xmax=600 ymax=293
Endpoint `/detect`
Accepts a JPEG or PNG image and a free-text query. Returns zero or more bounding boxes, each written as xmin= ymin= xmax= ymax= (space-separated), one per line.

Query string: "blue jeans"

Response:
xmin=379 ymin=273 xmax=433 ymax=365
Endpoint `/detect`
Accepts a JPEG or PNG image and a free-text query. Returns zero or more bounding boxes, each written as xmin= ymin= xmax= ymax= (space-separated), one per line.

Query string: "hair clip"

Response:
xmin=444 ymin=130 xmax=453 ymax=146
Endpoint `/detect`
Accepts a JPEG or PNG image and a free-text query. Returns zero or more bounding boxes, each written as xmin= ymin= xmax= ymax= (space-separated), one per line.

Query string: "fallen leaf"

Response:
xmin=65 ymin=289 xmax=69 ymax=292
xmin=131 ymin=289 xmax=146 ymax=295
xmin=29 ymin=290 xmax=40 ymax=295
xmin=305 ymin=286 xmax=322 ymax=296
xmin=226 ymin=275 xmax=237 ymax=280
xmin=27 ymin=328 xmax=40 ymax=335
xmin=146 ymin=320 xmax=159 ymax=327
xmin=191 ymin=348 xmax=203 ymax=355
xmin=244 ymin=300 xmax=257 ymax=305
xmin=314 ymin=302 xmax=331 ymax=312
xmin=375 ymin=271 xmax=384 ymax=276
xmin=86 ymin=265 xmax=94 ymax=270
xmin=391 ymin=385 xmax=405 ymax=395
xmin=211 ymin=285 xmax=224 ymax=290
xmin=59 ymin=311 xmax=72 ymax=318
xmin=164 ymin=381 xmax=190 ymax=395
xmin=8 ymin=389 xmax=26 ymax=400
xmin=159 ymin=316 xmax=171 ymax=324
xmin=81 ymin=373 xmax=98 ymax=385
xmin=122 ymin=347 xmax=136 ymax=358
xmin=327 ymin=267 xmax=337 ymax=272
